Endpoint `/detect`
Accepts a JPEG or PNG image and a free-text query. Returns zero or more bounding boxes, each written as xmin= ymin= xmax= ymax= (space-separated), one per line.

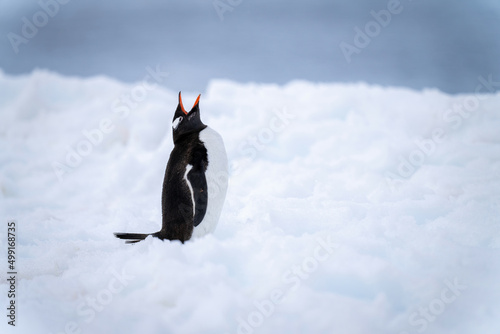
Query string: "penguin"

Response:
xmin=115 ymin=92 xmax=228 ymax=243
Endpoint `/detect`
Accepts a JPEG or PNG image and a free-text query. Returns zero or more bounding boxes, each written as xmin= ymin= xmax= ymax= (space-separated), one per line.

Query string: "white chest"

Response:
xmin=192 ymin=126 xmax=228 ymax=238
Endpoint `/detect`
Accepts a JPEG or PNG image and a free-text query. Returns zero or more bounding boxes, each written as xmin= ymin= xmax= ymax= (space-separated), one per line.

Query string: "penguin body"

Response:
xmin=115 ymin=93 xmax=228 ymax=243
xmin=192 ymin=126 xmax=228 ymax=238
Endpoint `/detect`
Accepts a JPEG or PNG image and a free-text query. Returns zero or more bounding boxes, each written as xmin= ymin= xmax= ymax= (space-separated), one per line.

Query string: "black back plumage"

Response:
xmin=115 ymin=92 xmax=209 ymax=243
xmin=159 ymin=131 xmax=208 ymax=242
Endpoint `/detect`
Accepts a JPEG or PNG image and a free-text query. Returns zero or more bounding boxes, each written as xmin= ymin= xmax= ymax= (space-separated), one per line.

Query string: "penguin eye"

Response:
xmin=172 ymin=116 xmax=183 ymax=130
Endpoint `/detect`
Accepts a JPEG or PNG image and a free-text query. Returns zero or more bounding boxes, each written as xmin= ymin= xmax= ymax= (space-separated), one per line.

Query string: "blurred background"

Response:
xmin=1 ymin=2 xmax=500 ymax=333
xmin=1 ymin=0 xmax=499 ymax=94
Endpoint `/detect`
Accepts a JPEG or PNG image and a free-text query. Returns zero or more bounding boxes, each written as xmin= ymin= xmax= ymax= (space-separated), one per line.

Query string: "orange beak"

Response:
xmin=193 ymin=94 xmax=201 ymax=109
xmin=179 ymin=92 xmax=201 ymax=115
xmin=179 ymin=92 xmax=188 ymax=115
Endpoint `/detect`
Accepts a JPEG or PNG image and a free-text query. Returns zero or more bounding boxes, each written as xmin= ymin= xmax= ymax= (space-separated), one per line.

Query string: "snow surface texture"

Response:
xmin=1 ymin=70 xmax=499 ymax=334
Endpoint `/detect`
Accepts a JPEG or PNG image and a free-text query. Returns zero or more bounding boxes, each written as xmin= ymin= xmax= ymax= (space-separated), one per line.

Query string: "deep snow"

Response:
xmin=1 ymin=69 xmax=500 ymax=334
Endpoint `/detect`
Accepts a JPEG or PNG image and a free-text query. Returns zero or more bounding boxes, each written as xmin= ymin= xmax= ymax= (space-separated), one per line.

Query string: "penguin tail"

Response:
xmin=114 ymin=232 xmax=151 ymax=244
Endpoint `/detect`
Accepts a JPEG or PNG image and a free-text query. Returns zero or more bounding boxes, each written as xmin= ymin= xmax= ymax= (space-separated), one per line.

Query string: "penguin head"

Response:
xmin=172 ymin=92 xmax=207 ymax=143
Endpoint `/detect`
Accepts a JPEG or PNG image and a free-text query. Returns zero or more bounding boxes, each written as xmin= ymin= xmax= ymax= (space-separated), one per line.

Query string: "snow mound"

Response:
xmin=1 ymin=70 xmax=499 ymax=334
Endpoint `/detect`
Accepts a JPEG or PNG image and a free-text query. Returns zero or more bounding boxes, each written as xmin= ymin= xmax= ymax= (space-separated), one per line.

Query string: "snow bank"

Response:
xmin=1 ymin=69 xmax=499 ymax=334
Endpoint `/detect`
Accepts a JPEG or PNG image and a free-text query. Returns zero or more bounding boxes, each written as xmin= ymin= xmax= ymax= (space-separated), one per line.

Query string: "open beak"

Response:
xmin=179 ymin=92 xmax=201 ymax=115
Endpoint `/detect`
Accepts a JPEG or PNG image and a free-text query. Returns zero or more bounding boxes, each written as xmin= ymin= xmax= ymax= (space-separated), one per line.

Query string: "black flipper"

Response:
xmin=186 ymin=156 xmax=208 ymax=227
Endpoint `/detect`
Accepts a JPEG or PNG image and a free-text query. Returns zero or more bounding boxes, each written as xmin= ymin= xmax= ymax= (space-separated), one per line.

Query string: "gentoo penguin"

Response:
xmin=115 ymin=92 xmax=228 ymax=243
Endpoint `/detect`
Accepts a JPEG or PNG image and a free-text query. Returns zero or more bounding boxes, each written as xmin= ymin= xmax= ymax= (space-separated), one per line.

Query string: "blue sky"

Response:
xmin=1 ymin=0 xmax=499 ymax=93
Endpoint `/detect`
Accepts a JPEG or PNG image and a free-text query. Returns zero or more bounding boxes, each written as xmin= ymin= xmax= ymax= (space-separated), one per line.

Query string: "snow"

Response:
xmin=1 ymin=69 xmax=500 ymax=334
